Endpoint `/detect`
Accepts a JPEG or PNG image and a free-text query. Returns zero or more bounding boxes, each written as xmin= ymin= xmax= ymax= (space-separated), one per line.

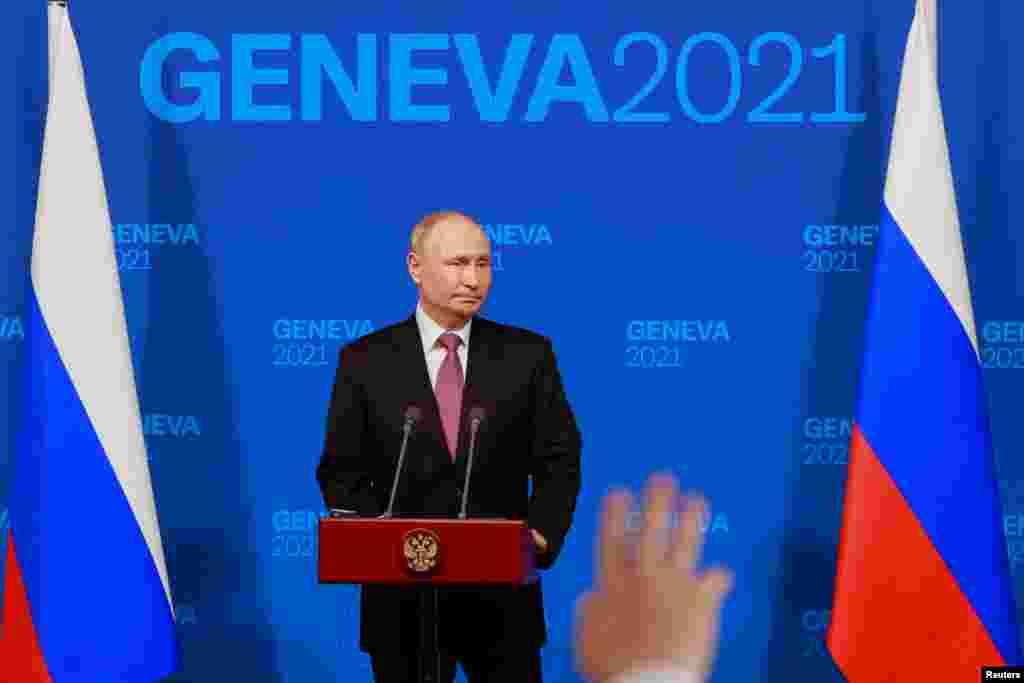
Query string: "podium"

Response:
xmin=318 ymin=516 xmax=538 ymax=682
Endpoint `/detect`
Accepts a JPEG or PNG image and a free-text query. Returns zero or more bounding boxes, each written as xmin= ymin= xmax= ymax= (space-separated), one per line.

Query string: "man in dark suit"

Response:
xmin=316 ymin=210 xmax=582 ymax=682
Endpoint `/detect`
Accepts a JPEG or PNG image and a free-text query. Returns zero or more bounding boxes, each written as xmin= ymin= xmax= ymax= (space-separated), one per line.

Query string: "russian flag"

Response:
xmin=827 ymin=0 xmax=1021 ymax=679
xmin=0 ymin=4 xmax=177 ymax=681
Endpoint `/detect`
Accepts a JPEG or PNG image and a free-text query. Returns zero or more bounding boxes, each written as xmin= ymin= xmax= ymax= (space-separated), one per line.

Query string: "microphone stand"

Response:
xmin=380 ymin=413 xmax=416 ymax=519
xmin=458 ymin=416 xmax=482 ymax=520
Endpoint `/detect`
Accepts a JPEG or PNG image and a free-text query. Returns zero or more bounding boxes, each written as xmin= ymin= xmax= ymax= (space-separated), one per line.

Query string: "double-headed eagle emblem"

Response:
xmin=402 ymin=529 xmax=441 ymax=574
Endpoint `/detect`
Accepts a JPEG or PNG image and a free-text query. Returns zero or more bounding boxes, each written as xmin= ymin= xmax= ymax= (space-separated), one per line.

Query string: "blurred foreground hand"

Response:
xmin=575 ymin=473 xmax=733 ymax=683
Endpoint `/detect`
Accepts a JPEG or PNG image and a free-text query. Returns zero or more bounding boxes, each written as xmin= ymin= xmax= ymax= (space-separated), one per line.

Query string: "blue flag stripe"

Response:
xmin=855 ymin=204 xmax=1019 ymax=663
xmin=10 ymin=290 xmax=177 ymax=683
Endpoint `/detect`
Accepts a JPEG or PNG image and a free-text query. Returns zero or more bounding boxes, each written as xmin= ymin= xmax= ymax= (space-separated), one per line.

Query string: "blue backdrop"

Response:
xmin=3 ymin=1 xmax=1022 ymax=681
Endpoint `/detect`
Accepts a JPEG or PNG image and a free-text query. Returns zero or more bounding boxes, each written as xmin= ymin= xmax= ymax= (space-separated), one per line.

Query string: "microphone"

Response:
xmin=381 ymin=405 xmax=422 ymax=519
xmin=458 ymin=407 xmax=486 ymax=520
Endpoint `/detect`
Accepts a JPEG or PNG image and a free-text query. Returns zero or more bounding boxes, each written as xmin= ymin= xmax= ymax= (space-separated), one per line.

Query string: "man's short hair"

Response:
xmin=410 ymin=210 xmax=480 ymax=255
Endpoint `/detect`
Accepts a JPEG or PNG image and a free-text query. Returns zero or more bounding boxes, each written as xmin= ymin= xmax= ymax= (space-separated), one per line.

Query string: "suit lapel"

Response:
xmin=396 ymin=315 xmax=449 ymax=464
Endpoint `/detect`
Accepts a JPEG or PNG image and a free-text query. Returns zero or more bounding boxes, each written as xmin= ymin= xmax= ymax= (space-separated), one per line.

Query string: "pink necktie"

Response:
xmin=434 ymin=332 xmax=464 ymax=461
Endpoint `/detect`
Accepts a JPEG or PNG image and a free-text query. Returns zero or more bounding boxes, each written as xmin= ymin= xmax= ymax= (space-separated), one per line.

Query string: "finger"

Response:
xmin=597 ymin=488 xmax=633 ymax=591
xmin=694 ymin=568 xmax=732 ymax=679
xmin=573 ymin=591 xmax=594 ymax=627
xmin=573 ymin=592 xmax=607 ymax=679
xmin=673 ymin=493 xmax=707 ymax=571
xmin=699 ymin=567 xmax=734 ymax=608
xmin=572 ymin=592 xmax=593 ymax=667
xmin=639 ymin=472 xmax=678 ymax=570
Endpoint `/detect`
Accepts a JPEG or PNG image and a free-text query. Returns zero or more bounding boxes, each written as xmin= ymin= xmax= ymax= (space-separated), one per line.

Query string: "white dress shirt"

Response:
xmin=415 ymin=302 xmax=471 ymax=390
xmin=611 ymin=667 xmax=700 ymax=683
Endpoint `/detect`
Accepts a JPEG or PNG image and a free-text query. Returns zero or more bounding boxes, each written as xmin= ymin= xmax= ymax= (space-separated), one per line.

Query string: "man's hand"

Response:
xmin=530 ymin=528 xmax=549 ymax=553
xmin=574 ymin=473 xmax=733 ymax=682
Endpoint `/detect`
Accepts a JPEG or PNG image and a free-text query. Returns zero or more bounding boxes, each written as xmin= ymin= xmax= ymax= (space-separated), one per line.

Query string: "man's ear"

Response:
xmin=407 ymin=251 xmax=420 ymax=284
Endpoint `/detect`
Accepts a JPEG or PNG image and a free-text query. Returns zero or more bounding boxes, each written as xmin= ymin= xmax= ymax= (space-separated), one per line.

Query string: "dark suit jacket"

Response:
xmin=316 ymin=312 xmax=582 ymax=654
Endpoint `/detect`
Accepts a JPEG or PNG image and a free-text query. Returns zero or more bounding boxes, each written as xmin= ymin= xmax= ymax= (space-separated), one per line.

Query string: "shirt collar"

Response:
xmin=415 ymin=302 xmax=472 ymax=354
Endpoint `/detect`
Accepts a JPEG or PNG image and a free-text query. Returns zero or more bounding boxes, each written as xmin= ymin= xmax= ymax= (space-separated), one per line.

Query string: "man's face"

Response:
xmin=409 ymin=216 xmax=492 ymax=327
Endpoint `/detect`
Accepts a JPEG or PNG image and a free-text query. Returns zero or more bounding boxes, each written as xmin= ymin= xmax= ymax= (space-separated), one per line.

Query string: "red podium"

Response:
xmin=319 ymin=517 xmax=537 ymax=585
xmin=318 ymin=516 xmax=538 ymax=682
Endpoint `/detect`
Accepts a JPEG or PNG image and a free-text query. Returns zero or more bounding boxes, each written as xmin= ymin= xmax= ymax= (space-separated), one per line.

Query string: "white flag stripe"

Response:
xmin=35 ymin=5 xmax=173 ymax=610
xmin=882 ymin=0 xmax=979 ymax=353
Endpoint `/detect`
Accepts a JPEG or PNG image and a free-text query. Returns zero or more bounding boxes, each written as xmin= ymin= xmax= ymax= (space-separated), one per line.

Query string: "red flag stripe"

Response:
xmin=0 ymin=533 xmax=53 ymax=683
xmin=827 ymin=427 xmax=1004 ymax=680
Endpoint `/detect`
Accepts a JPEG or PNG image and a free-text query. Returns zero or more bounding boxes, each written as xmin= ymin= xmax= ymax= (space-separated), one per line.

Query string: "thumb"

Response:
xmin=700 ymin=567 xmax=734 ymax=606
